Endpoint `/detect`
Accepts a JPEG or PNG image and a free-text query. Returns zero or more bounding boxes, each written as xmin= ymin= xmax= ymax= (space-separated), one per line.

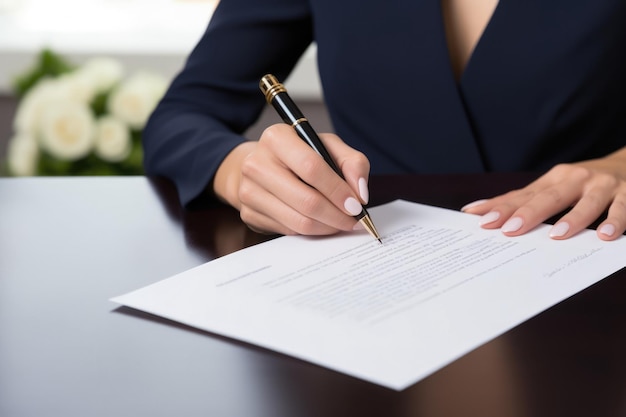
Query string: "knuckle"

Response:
xmin=260 ymin=124 xmax=285 ymax=145
xmin=592 ymin=172 xmax=619 ymax=190
xmin=548 ymin=163 xmax=570 ymax=177
xmin=542 ymin=187 xmax=564 ymax=205
xmin=298 ymin=190 xmax=325 ymax=216
xmin=293 ymin=215 xmax=318 ymax=235
xmin=326 ymin=182 xmax=350 ymax=205
xmin=240 ymin=152 xmax=264 ymax=179
xmin=239 ymin=207 xmax=253 ymax=224
xmin=583 ymin=192 xmax=606 ymax=211
xmin=570 ymin=165 xmax=593 ymax=182
xmin=240 ymin=158 xmax=256 ymax=178
xmin=347 ymin=149 xmax=369 ymax=169
xmin=551 ymin=164 xmax=592 ymax=182
xmin=237 ymin=181 xmax=254 ymax=204
xmin=299 ymin=155 xmax=325 ymax=180
xmin=355 ymin=149 xmax=369 ymax=165
xmin=355 ymin=154 xmax=370 ymax=173
xmin=511 ymin=188 xmax=535 ymax=201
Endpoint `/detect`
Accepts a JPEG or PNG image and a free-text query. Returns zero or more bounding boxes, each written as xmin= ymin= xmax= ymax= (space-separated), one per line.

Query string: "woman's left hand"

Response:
xmin=461 ymin=148 xmax=626 ymax=240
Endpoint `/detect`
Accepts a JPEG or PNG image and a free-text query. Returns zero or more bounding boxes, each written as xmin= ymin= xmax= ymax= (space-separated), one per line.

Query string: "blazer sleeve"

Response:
xmin=142 ymin=0 xmax=314 ymax=206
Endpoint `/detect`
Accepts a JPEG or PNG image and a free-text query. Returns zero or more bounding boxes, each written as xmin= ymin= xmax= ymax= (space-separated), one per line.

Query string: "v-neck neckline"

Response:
xmin=450 ymin=0 xmax=504 ymax=86
xmin=416 ymin=0 xmax=510 ymax=171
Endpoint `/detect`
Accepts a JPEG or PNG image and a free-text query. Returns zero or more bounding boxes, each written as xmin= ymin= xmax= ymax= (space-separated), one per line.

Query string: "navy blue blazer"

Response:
xmin=143 ymin=0 xmax=626 ymax=206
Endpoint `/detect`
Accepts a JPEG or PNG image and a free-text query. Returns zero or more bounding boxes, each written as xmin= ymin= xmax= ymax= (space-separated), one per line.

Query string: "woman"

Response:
xmin=143 ymin=0 xmax=626 ymax=240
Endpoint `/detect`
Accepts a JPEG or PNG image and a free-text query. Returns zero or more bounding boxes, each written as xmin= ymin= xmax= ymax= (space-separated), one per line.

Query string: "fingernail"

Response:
xmin=462 ymin=199 xmax=488 ymax=211
xmin=549 ymin=222 xmax=570 ymax=238
xmin=353 ymin=221 xmax=364 ymax=231
xmin=502 ymin=216 xmax=524 ymax=233
xmin=599 ymin=223 xmax=615 ymax=237
xmin=358 ymin=177 xmax=369 ymax=204
xmin=344 ymin=197 xmax=363 ymax=216
xmin=479 ymin=211 xmax=500 ymax=226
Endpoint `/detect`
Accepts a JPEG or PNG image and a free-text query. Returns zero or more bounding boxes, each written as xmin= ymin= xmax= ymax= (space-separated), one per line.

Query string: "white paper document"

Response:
xmin=111 ymin=200 xmax=626 ymax=390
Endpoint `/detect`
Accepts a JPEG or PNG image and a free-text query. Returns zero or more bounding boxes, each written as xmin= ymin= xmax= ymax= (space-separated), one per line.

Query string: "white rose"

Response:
xmin=13 ymin=74 xmax=94 ymax=135
xmin=77 ymin=57 xmax=124 ymax=94
xmin=54 ymin=72 xmax=97 ymax=104
xmin=6 ymin=133 xmax=39 ymax=176
xmin=94 ymin=116 xmax=131 ymax=162
xmin=13 ymin=77 xmax=64 ymax=135
xmin=107 ymin=71 xmax=168 ymax=130
xmin=38 ymin=101 xmax=95 ymax=161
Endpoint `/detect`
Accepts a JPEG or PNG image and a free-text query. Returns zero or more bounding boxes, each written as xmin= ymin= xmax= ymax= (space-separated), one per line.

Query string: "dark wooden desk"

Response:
xmin=1 ymin=175 xmax=625 ymax=417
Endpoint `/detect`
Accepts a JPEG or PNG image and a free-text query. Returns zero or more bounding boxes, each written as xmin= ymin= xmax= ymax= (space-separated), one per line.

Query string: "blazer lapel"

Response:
xmin=411 ymin=0 xmax=488 ymax=172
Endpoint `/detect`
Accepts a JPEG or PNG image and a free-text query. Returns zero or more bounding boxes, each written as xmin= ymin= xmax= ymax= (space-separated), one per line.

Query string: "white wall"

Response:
xmin=0 ymin=0 xmax=322 ymax=99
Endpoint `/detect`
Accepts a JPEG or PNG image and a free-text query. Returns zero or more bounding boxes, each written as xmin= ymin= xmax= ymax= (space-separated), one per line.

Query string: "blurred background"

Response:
xmin=0 ymin=0 xmax=327 ymax=176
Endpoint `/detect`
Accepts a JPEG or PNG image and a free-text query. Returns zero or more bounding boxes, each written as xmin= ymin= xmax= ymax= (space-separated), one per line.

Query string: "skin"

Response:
xmin=462 ymin=152 xmax=626 ymax=241
xmin=213 ymin=130 xmax=626 ymax=241
xmin=212 ymin=0 xmax=626 ymax=241
xmin=442 ymin=0 xmax=500 ymax=80
xmin=213 ymin=125 xmax=369 ymax=236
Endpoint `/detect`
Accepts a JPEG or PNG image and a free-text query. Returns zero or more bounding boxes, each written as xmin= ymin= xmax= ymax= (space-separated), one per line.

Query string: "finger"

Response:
xmin=466 ymin=187 xmax=539 ymax=220
xmin=597 ymin=191 xmax=626 ymax=241
xmin=243 ymin=213 xmax=290 ymax=236
xmin=254 ymin=169 xmax=356 ymax=233
xmin=320 ymin=133 xmax=371 ymax=203
xmin=548 ymin=182 xmax=615 ymax=240
xmin=493 ymin=182 xmax=581 ymax=236
xmin=241 ymin=205 xmax=338 ymax=236
xmin=239 ymin=176 xmax=342 ymax=236
xmin=466 ymin=165 xmax=573 ymax=218
xmin=472 ymin=188 xmax=537 ymax=228
xmin=241 ymin=145 xmax=356 ymax=232
xmin=263 ymin=126 xmax=366 ymax=219
xmin=461 ymin=199 xmax=490 ymax=213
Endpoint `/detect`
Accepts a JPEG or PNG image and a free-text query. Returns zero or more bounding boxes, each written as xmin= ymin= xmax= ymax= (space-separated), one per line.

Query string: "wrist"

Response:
xmin=579 ymin=146 xmax=626 ymax=179
xmin=212 ymin=141 xmax=257 ymax=209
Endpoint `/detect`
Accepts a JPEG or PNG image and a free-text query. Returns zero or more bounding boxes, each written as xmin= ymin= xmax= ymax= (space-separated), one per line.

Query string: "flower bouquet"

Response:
xmin=5 ymin=49 xmax=168 ymax=176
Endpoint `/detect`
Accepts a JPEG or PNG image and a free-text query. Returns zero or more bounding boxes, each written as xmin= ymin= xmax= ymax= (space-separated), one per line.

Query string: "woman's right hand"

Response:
xmin=213 ymin=123 xmax=371 ymax=236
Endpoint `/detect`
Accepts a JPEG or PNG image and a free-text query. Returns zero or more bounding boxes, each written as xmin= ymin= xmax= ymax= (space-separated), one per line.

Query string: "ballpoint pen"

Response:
xmin=259 ymin=73 xmax=382 ymax=243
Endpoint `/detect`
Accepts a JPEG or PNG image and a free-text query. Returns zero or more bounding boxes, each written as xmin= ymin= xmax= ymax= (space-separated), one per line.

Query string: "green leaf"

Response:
xmin=9 ymin=48 xmax=149 ymax=178
xmin=13 ymin=49 xmax=75 ymax=97
xmin=37 ymin=152 xmax=74 ymax=176
xmin=91 ymin=91 xmax=110 ymax=117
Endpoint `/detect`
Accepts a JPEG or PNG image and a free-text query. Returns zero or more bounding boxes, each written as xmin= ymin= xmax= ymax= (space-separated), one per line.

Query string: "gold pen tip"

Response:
xmin=359 ymin=215 xmax=382 ymax=244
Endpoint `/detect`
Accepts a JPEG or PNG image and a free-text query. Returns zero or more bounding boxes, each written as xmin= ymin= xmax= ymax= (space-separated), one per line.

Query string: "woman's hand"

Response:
xmin=212 ymin=124 xmax=371 ymax=236
xmin=462 ymin=148 xmax=626 ymax=240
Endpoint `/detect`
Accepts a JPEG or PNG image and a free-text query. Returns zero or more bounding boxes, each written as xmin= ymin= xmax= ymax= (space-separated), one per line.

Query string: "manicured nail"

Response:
xmin=462 ymin=199 xmax=488 ymax=211
xmin=344 ymin=197 xmax=363 ymax=216
xmin=358 ymin=177 xmax=369 ymax=204
xmin=479 ymin=211 xmax=500 ymax=226
xmin=501 ymin=217 xmax=524 ymax=233
xmin=599 ymin=223 xmax=615 ymax=237
xmin=549 ymin=222 xmax=570 ymax=238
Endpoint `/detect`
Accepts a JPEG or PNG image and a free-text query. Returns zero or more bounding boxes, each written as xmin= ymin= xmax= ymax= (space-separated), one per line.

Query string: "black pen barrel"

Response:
xmin=270 ymin=93 xmax=342 ymax=176
xmin=259 ymin=73 xmax=380 ymax=240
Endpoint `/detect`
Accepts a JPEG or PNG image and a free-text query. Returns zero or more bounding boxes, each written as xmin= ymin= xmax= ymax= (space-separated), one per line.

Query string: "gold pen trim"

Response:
xmin=259 ymin=73 xmax=383 ymax=245
xmin=291 ymin=117 xmax=308 ymax=128
xmin=259 ymin=74 xmax=286 ymax=104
